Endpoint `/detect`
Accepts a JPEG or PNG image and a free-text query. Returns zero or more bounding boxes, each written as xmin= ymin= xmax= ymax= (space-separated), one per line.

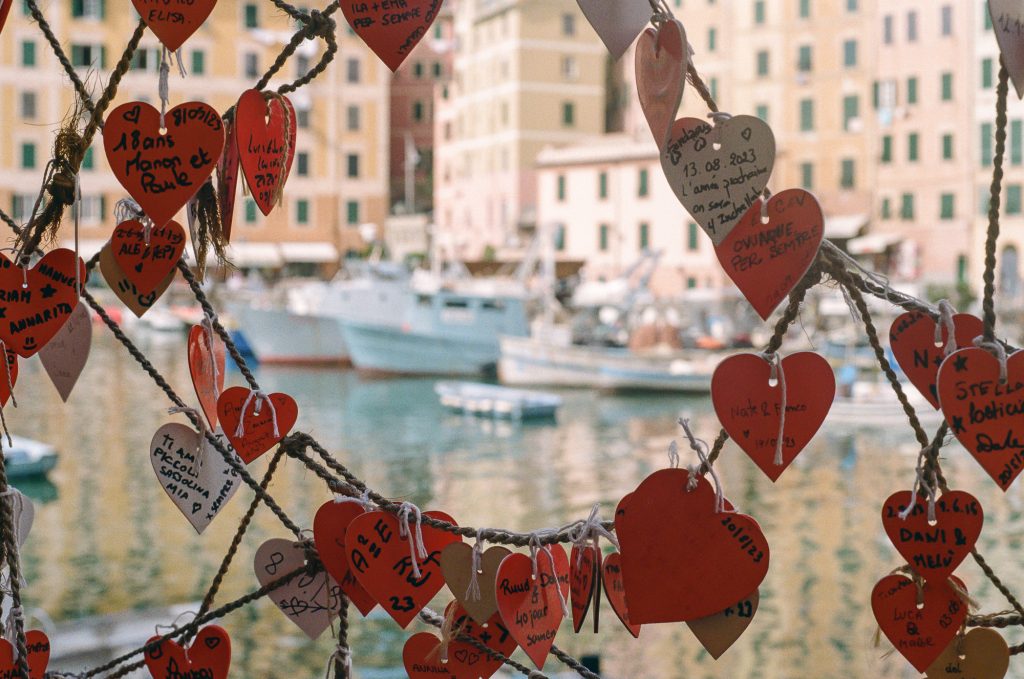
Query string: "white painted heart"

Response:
xmin=576 ymin=0 xmax=652 ymax=60
xmin=149 ymin=423 xmax=241 ymax=534
xmin=39 ymin=302 xmax=91 ymax=402
xmin=254 ymin=538 xmax=340 ymax=640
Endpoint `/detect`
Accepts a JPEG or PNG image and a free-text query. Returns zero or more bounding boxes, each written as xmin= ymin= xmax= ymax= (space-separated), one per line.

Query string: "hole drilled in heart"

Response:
xmin=159 ymin=127 xmax=167 ymax=136
xmin=928 ymin=518 xmax=938 ymax=527
xmin=768 ymin=376 xmax=778 ymax=387
xmin=712 ymin=142 xmax=722 ymax=151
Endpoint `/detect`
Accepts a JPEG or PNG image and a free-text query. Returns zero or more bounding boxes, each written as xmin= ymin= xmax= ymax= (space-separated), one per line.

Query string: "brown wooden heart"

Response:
xmin=99 ymin=243 xmax=175 ymax=317
xmin=925 ymin=627 xmax=1009 ymax=678
xmin=39 ymin=301 xmax=90 ymax=402
xmin=686 ymin=590 xmax=759 ymax=659
xmin=440 ymin=542 xmax=511 ymax=625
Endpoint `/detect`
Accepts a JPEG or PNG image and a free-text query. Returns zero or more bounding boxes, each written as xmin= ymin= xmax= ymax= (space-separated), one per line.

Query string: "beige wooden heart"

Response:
xmin=635 ymin=20 xmax=686 ymax=149
xmin=685 ymin=589 xmax=758 ymax=659
xmin=661 ymin=115 xmax=775 ymax=245
xmin=925 ymin=628 xmax=1009 ymax=679
xmin=440 ymin=542 xmax=511 ymax=624
xmin=99 ymin=243 xmax=175 ymax=317
xmin=989 ymin=0 xmax=1024 ymax=99
xmin=39 ymin=301 xmax=91 ymax=402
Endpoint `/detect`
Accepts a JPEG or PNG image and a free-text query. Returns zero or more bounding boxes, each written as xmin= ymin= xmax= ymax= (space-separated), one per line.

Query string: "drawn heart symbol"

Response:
xmin=446 ymin=601 xmax=517 ymax=678
xmin=715 ymin=189 xmax=823 ymax=320
xmin=711 ymin=351 xmax=835 ymax=481
xmin=0 ymin=629 xmax=49 ymax=679
xmin=216 ymin=387 xmax=298 ymax=464
xmin=661 ymin=115 xmax=775 ymax=245
xmin=254 ymin=538 xmax=341 ymax=639
xmin=989 ymin=0 xmax=1024 ymax=99
xmin=402 ymin=632 xmax=449 ymax=677
xmin=937 ymin=347 xmax=1024 ymax=490
xmin=149 ymin=423 xmax=242 ymax=534
xmin=686 ymin=590 xmax=759 ymax=659
xmin=188 ymin=323 xmax=226 ymax=430
xmin=217 ymin=118 xmax=240 ymax=241
xmin=110 ymin=219 xmax=186 ymax=296
xmin=890 ymin=311 xmax=985 ymax=409
xmin=143 ymin=625 xmax=230 ymax=679
xmin=235 ymin=89 xmax=296 ymax=216
xmin=569 ymin=543 xmax=601 ymax=633
xmin=99 ymin=243 xmax=175 ymax=317
xmin=495 ymin=544 xmax=569 ymax=669
xmin=576 ymin=0 xmax=652 ymax=60
xmin=440 ymin=542 xmax=511 ymax=624
xmin=615 ymin=468 xmax=769 ymax=622
xmin=0 ymin=249 xmax=86 ymax=358
xmin=881 ymin=490 xmax=983 ymax=582
xmin=338 ymin=0 xmax=442 ymax=71
xmin=131 ymin=0 xmax=217 ymax=51
xmin=312 ymin=500 xmax=379 ymax=617
xmin=346 ymin=510 xmax=461 ymax=628
xmin=601 ymin=552 xmax=640 ymax=638
xmin=39 ymin=302 xmax=90 ymax=402
xmin=635 ymin=20 xmax=686 ymax=149
xmin=871 ymin=574 xmax=967 ymax=672
xmin=103 ymin=101 xmax=225 ymax=227
xmin=925 ymin=627 xmax=1009 ymax=678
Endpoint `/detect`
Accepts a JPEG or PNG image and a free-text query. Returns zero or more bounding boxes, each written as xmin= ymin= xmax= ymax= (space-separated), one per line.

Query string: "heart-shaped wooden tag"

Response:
xmin=403 ymin=604 xmax=517 ymax=679
xmin=890 ymin=311 xmax=985 ymax=410
xmin=110 ymin=220 xmax=186 ymax=295
xmin=871 ymin=574 xmax=967 ymax=672
xmin=712 ymin=351 xmax=835 ymax=481
xmin=254 ymin=538 xmax=341 ymax=639
xmin=132 ymin=0 xmax=217 ymax=52
xmin=495 ymin=544 xmax=570 ymax=669
xmin=602 ymin=552 xmax=640 ymax=638
xmin=235 ymin=89 xmax=296 ymax=216
xmin=0 ymin=249 xmax=86 ymax=357
xmin=616 ymin=468 xmax=769 ymax=623
xmin=402 ymin=632 xmax=449 ymax=677
xmin=881 ymin=490 xmax=983 ymax=581
xmin=685 ymin=590 xmax=759 ymax=659
xmin=990 ymin=0 xmax=1024 ymax=99
xmin=937 ymin=347 xmax=1024 ymax=490
xmin=99 ymin=242 xmax=176 ymax=317
xmin=0 ymin=629 xmax=50 ymax=679
xmin=662 ymin=115 xmax=775 ymax=245
xmin=0 ymin=1 xmax=13 ymax=39
xmin=716 ymin=189 xmax=824 ymax=320
xmin=103 ymin=101 xmax=225 ymax=227
xmin=216 ymin=387 xmax=298 ymax=464
xmin=339 ymin=0 xmax=441 ymax=71
xmin=440 ymin=542 xmax=511 ymax=625
xmin=7 ymin=489 xmax=34 ymax=548
xmin=311 ymin=500 xmax=378 ymax=617
xmin=635 ymin=20 xmax=686 ymax=149
xmin=39 ymin=301 xmax=90 ymax=402
xmin=149 ymin=423 xmax=242 ymax=534
xmin=217 ymin=118 xmax=240 ymax=242
xmin=188 ymin=323 xmax=226 ymax=430
xmin=144 ymin=625 xmax=230 ymax=679
xmin=569 ymin=543 xmax=600 ymax=633
xmin=346 ymin=510 xmax=461 ymax=628
xmin=925 ymin=627 xmax=1009 ymax=679
xmin=577 ymin=0 xmax=652 ymax=60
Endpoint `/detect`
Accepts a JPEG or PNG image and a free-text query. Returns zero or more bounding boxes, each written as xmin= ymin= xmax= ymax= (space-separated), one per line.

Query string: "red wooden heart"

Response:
xmin=871 ymin=574 xmax=967 ymax=672
xmin=312 ymin=500 xmax=379 ymax=617
xmin=143 ymin=625 xmax=230 ymax=679
xmin=937 ymin=347 xmax=1024 ymax=490
xmin=569 ymin=544 xmax=600 ymax=633
xmin=132 ymin=0 xmax=217 ymax=51
xmin=402 ymin=632 xmax=449 ymax=677
xmin=346 ymin=509 xmax=461 ymax=628
xmin=217 ymin=118 xmax=240 ymax=241
xmin=881 ymin=490 xmax=983 ymax=581
xmin=103 ymin=101 xmax=225 ymax=227
xmin=715 ymin=189 xmax=824 ymax=320
xmin=635 ymin=20 xmax=686 ymax=150
xmin=890 ymin=312 xmax=985 ymax=410
xmin=495 ymin=544 xmax=569 ymax=669
xmin=216 ymin=387 xmax=298 ymax=464
xmin=0 ymin=249 xmax=86 ymax=357
xmin=602 ymin=552 xmax=640 ymax=638
xmin=0 ymin=630 xmax=50 ymax=679
xmin=235 ymin=89 xmax=296 ymax=216
xmin=0 ymin=1 xmax=13 ymax=38
xmin=446 ymin=601 xmax=518 ymax=678
xmin=615 ymin=468 xmax=769 ymax=623
xmin=110 ymin=219 xmax=186 ymax=295
xmin=0 ymin=348 xmax=18 ymax=407
xmin=188 ymin=323 xmax=226 ymax=430
xmin=339 ymin=0 xmax=441 ymax=71
xmin=712 ymin=351 xmax=835 ymax=481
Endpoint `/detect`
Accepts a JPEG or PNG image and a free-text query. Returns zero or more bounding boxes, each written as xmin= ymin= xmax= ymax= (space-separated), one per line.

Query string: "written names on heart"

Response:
xmin=235 ymin=89 xmax=296 ymax=216
xmin=871 ymin=574 xmax=968 ymax=672
xmin=495 ymin=545 xmax=570 ymax=669
xmin=0 ymin=629 xmax=50 ymax=679
xmin=110 ymin=219 xmax=186 ymax=295
xmin=254 ymin=538 xmax=342 ymax=639
xmin=0 ymin=249 xmax=85 ymax=357
xmin=889 ymin=311 xmax=986 ymax=409
xmin=143 ymin=625 xmax=230 ymax=679
xmin=130 ymin=0 xmax=218 ymax=52
xmin=881 ymin=490 xmax=983 ymax=581
xmin=340 ymin=0 xmax=442 ymax=71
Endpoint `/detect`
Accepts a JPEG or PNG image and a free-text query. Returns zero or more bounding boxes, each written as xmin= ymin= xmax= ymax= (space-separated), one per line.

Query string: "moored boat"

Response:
xmin=435 ymin=381 xmax=562 ymax=419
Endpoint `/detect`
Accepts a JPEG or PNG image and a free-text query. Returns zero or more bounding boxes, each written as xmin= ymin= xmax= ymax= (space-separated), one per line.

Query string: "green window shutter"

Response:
xmin=191 ymin=50 xmax=205 ymax=75
xmin=800 ymin=162 xmax=813 ymax=189
xmin=901 ymin=193 xmax=915 ymax=220
xmin=942 ymin=134 xmax=953 ymax=160
xmin=907 ymin=77 xmax=918 ymax=104
xmin=840 ymin=159 xmax=855 ymax=188
xmin=72 ymin=0 xmax=84 ymax=17
xmin=798 ymin=45 xmax=812 ymax=72
xmin=843 ymin=95 xmax=859 ymax=131
xmin=843 ymin=40 xmax=857 ymax=67
xmin=296 ymin=199 xmax=309 ymax=224
xmin=754 ymin=0 xmax=765 ymax=23
xmin=957 ymin=255 xmax=967 ymax=284
xmin=99 ymin=195 xmax=107 ymax=222
xmin=598 ymin=224 xmax=608 ymax=251
xmin=22 ymin=41 xmax=35 ymax=67
xmin=346 ymin=200 xmax=359 ymax=224
xmin=687 ymin=222 xmax=698 ymax=250
xmin=800 ymin=99 xmax=814 ymax=131
xmin=639 ymin=223 xmax=649 ymax=249
xmin=881 ymin=197 xmax=891 ymax=219
xmin=982 ymin=58 xmax=993 ymax=88
xmin=755 ymin=104 xmax=769 ymax=122
xmin=1013 ymin=121 xmax=1023 ymax=165
xmin=940 ymin=193 xmax=955 ymax=219
xmin=982 ymin=122 xmax=994 ymax=167
xmin=598 ymin=172 xmax=607 ymax=199
xmin=1008 ymin=185 xmax=1023 ymax=215
xmin=555 ymin=225 xmax=566 ymax=251
xmin=245 ymin=199 xmax=257 ymax=223
xmin=82 ymin=147 xmax=94 ymax=170
xmin=99 ymin=45 xmax=107 ymax=69
xmin=872 ymin=81 xmax=880 ymax=109
xmin=881 ymin=135 xmax=892 ymax=162
xmin=941 ymin=72 xmax=953 ymax=101
xmin=756 ymin=50 xmax=769 ymax=76
xmin=557 ymin=175 xmax=566 ymax=201
xmin=638 ymin=169 xmax=649 ymax=197
xmin=799 ymin=0 xmax=810 ymax=18
xmin=908 ymin=133 xmax=919 ymax=161
xmin=20 ymin=143 xmax=35 ymax=169
xmin=562 ymin=102 xmax=574 ymax=126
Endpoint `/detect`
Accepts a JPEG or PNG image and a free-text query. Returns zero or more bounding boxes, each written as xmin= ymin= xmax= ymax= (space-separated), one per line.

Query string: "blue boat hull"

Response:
xmin=341 ymin=320 xmax=503 ymax=376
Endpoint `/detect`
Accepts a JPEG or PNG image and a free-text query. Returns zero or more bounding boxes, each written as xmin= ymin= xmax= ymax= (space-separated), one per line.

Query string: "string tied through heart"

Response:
xmin=528 ymin=534 xmax=569 ymax=618
xmin=201 ymin=314 xmax=220 ymax=387
xmin=234 ymin=390 xmax=280 ymax=438
xmin=465 ymin=528 xmax=493 ymax=602
xmin=972 ymin=335 xmax=1008 ymax=384
xmin=935 ymin=299 xmax=958 ymax=356
xmin=568 ymin=503 xmax=620 ymax=559
xmin=168 ymin=406 xmax=209 ymax=458
xmin=437 ymin=601 xmax=459 ymax=663
xmin=157 ymin=48 xmax=187 ymax=134
xmin=114 ymin=198 xmax=145 ymax=225
xmin=333 ymin=488 xmax=374 ymax=512
xmin=680 ymin=418 xmax=726 ymax=513
xmin=397 ymin=502 xmax=428 ymax=579
xmin=759 ymin=352 xmax=788 ymax=466
xmin=324 ymin=643 xmax=351 ymax=679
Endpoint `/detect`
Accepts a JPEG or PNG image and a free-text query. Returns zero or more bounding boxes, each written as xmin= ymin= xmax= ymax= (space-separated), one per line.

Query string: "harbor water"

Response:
xmin=8 ymin=329 xmax=1024 ymax=678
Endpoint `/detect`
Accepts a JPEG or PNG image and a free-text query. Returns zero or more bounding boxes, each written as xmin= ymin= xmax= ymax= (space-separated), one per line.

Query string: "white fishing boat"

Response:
xmin=435 ymin=381 xmax=562 ymax=419
xmin=6 ymin=436 xmax=58 ymax=478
